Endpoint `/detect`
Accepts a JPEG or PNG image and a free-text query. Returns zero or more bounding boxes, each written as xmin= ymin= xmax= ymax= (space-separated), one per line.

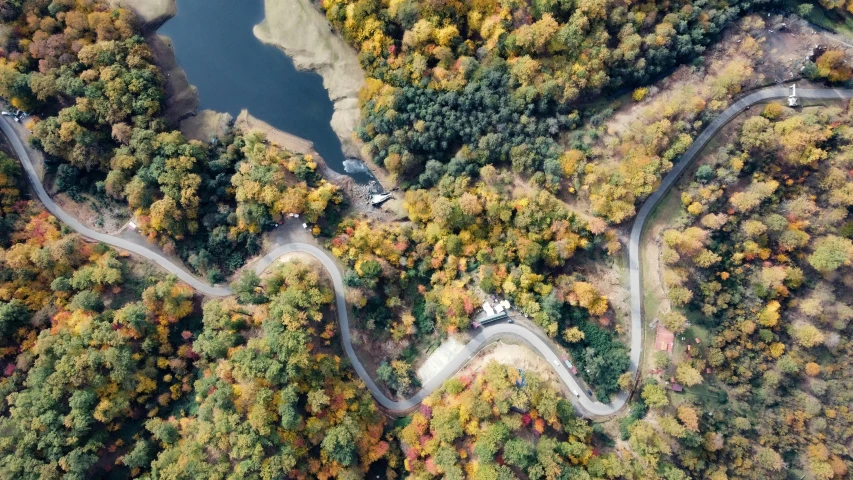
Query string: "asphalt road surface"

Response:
xmin=5 ymin=86 xmax=851 ymax=416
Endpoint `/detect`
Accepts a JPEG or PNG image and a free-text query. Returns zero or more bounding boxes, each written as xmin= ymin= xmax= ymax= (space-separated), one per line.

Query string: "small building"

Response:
xmin=482 ymin=302 xmax=495 ymax=317
xmin=655 ymin=324 xmax=674 ymax=353
xmin=671 ymin=384 xmax=683 ymax=393
xmin=479 ymin=311 xmax=508 ymax=326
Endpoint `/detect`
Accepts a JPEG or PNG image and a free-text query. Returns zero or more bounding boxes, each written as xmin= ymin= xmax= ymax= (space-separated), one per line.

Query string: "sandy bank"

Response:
xmin=253 ymin=0 xmax=365 ymax=156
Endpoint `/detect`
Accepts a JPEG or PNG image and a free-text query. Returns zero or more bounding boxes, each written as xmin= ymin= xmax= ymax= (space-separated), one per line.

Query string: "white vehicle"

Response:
xmin=571 ymin=389 xmax=580 ymax=397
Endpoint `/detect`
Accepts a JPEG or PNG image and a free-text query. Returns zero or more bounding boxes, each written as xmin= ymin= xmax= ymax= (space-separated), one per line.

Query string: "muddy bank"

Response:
xmin=253 ymin=0 xmax=363 ymax=154
xmin=253 ymin=0 xmax=389 ymax=186
xmin=146 ymin=34 xmax=198 ymax=126
xmin=115 ymin=0 xmax=243 ymax=142
xmin=119 ymin=0 xmax=387 ymax=184
xmin=180 ymin=110 xmax=232 ymax=142
xmin=235 ymin=110 xmax=354 ymax=190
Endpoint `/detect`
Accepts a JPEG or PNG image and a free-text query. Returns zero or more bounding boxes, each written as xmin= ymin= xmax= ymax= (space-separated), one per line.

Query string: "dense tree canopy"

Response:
xmin=399 ymin=362 xmax=626 ymax=479
xmin=0 ymin=0 xmax=342 ymax=279
xmin=148 ymin=260 xmax=388 ymax=480
xmin=323 ymin=0 xmax=777 ymax=185
xmin=648 ymin=102 xmax=853 ymax=479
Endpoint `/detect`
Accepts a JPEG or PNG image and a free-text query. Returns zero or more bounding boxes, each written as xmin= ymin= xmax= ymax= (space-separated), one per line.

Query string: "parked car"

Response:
xmin=571 ymin=389 xmax=580 ymax=398
xmin=563 ymin=357 xmax=578 ymax=375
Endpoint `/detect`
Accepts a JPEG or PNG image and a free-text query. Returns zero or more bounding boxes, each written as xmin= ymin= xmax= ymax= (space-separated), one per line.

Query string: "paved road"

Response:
xmin=627 ymin=87 xmax=853 ymax=400
xmin=5 ymin=87 xmax=851 ymax=416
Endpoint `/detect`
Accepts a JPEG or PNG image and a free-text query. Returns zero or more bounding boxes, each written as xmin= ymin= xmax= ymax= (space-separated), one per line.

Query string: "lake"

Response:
xmin=159 ymin=0 xmax=372 ymax=182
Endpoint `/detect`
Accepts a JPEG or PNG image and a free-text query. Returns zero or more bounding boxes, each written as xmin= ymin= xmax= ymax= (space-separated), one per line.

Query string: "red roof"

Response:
xmin=671 ymin=384 xmax=683 ymax=392
xmin=655 ymin=324 xmax=674 ymax=352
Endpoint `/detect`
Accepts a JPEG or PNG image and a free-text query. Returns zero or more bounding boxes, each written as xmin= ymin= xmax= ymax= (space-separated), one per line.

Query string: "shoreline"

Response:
xmin=116 ymin=0 xmax=391 ymax=189
xmin=252 ymin=0 xmax=393 ymax=188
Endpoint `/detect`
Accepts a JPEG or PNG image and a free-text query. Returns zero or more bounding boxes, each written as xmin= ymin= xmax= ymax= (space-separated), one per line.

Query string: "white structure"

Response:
xmin=482 ymin=302 xmax=495 ymax=316
xmin=370 ymin=193 xmax=393 ymax=206
xmin=788 ymin=84 xmax=799 ymax=107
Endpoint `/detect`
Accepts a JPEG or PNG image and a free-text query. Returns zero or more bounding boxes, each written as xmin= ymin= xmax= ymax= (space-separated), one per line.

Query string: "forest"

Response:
xmin=0 ymin=153 xmax=614 ymax=478
xmin=0 ymin=0 xmax=343 ymax=281
xmin=322 ymin=0 xmax=780 ymax=189
xmin=2 ymin=0 xmax=853 ymax=478
xmin=634 ymin=101 xmax=853 ymax=478
xmin=398 ymin=362 xmax=626 ymax=479
xmin=330 ymin=168 xmax=629 ymax=402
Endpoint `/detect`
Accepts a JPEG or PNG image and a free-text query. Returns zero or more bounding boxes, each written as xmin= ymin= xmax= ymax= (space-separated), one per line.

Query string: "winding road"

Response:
xmin=4 ymin=86 xmax=851 ymax=416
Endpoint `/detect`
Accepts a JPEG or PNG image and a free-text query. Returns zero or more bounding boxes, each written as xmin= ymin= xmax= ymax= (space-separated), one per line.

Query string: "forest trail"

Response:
xmin=5 ymin=86 xmax=852 ymax=416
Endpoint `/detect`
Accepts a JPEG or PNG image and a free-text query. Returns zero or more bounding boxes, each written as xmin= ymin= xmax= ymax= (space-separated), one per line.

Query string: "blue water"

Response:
xmin=159 ymin=0 xmax=371 ymax=182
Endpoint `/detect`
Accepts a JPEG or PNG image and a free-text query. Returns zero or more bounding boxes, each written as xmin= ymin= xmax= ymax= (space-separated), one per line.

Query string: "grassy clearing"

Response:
xmin=787 ymin=1 xmax=853 ymax=40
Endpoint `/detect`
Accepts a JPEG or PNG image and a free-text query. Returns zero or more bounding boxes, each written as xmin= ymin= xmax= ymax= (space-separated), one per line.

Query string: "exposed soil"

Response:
xmin=458 ymin=342 xmax=566 ymax=394
xmin=50 ymin=192 xmax=129 ymax=234
xmin=147 ymin=34 xmax=199 ymax=126
xmin=180 ymin=110 xmax=232 ymax=143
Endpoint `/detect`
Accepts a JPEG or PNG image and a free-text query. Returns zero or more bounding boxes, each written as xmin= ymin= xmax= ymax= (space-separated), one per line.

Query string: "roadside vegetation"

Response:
xmin=322 ymin=0 xmax=777 ymax=194
xmin=634 ymin=102 xmax=853 ymax=479
xmin=0 ymin=151 xmax=200 ymax=478
xmin=0 ymin=153 xmax=386 ymax=479
xmin=0 ymin=0 xmax=343 ymax=281
xmin=3 ymin=0 xmax=853 ymax=478
xmin=399 ymin=362 xmax=625 ymax=479
xmin=330 ymin=171 xmax=629 ymax=401
xmin=146 ymin=260 xmax=389 ymax=479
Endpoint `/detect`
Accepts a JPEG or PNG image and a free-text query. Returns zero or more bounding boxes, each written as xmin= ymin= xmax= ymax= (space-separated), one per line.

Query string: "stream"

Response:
xmin=159 ymin=0 xmax=373 ymax=183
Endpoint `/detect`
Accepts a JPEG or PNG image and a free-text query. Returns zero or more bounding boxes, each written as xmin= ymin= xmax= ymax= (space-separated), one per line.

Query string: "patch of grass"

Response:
xmin=392 ymin=415 xmax=412 ymax=430
xmin=669 ymin=323 xmax=728 ymax=409
xmin=788 ymin=1 xmax=853 ymax=39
